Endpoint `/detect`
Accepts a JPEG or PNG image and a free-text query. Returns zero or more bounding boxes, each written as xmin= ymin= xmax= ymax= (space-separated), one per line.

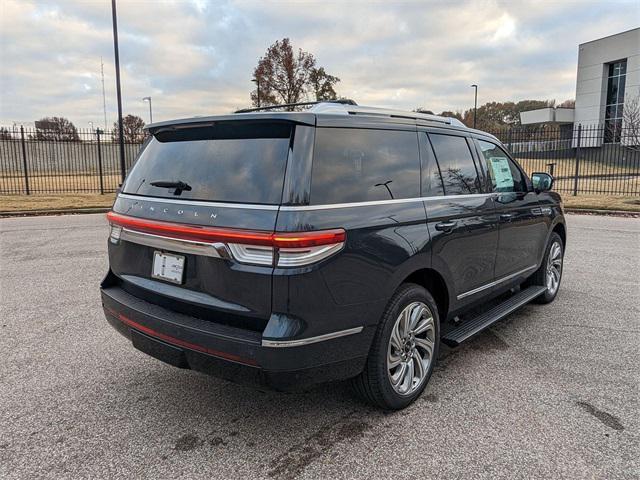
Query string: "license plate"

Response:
xmin=151 ymin=251 xmax=185 ymax=284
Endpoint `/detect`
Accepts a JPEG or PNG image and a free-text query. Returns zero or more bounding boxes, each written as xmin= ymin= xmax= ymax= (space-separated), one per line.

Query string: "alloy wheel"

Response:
xmin=546 ymin=241 xmax=563 ymax=295
xmin=387 ymin=302 xmax=436 ymax=396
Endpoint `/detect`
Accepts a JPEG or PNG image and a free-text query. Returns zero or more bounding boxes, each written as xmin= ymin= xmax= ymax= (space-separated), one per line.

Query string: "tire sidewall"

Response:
xmin=373 ymin=284 xmax=440 ymax=409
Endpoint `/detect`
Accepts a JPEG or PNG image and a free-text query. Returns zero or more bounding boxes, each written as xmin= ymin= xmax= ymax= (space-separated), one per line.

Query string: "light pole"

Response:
xmin=143 ymin=96 xmax=153 ymax=123
xmin=251 ymin=77 xmax=261 ymax=107
xmin=111 ymin=0 xmax=126 ymax=182
xmin=471 ymin=84 xmax=478 ymax=129
xmin=88 ymin=121 xmax=94 ymax=131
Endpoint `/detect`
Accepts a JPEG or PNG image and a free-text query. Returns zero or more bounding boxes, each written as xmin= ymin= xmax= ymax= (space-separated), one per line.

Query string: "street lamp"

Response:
xmin=251 ymin=77 xmax=261 ymax=107
xmin=142 ymin=96 xmax=153 ymax=123
xmin=470 ymin=84 xmax=478 ymax=129
xmin=111 ymin=0 xmax=126 ymax=182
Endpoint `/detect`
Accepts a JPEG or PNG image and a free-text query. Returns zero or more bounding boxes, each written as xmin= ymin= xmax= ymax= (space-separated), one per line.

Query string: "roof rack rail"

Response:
xmin=234 ymin=99 xmax=357 ymax=114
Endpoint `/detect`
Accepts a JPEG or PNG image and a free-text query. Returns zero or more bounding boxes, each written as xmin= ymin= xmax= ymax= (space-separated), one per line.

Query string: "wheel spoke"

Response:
xmin=414 ymin=337 xmax=434 ymax=359
xmin=408 ymin=304 xmax=425 ymax=331
xmin=412 ymin=350 xmax=425 ymax=381
xmin=401 ymin=358 xmax=414 ymax=393
xmin=399 ymin=309 xmax=410 ymax=338
xmin=390 ymin=325 xmax=403 ymax=351
xmin=388 ymin=351 xmax=402 ymax=369
xmin=390 ymin=362 xmax=406 ymax=386
xmin=413 ymin=316 xmax=434 ymax=336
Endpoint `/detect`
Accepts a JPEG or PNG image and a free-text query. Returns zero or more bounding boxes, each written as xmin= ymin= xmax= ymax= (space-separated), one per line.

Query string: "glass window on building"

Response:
xmin=604 ymin=59 xmax=627 ymax=143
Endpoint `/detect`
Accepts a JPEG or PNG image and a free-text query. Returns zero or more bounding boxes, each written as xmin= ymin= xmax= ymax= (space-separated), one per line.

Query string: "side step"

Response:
xmin=442 ymin=285 xmax=546 ymax=347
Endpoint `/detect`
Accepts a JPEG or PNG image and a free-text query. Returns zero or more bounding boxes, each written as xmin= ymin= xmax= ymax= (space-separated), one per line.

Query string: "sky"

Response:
xmin=1 ymin=0 xmax=639 ymax=129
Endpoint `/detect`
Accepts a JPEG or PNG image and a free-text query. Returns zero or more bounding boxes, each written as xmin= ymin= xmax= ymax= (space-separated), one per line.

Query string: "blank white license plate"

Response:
xmin=151 ymin=251 xmax=185 ymax=284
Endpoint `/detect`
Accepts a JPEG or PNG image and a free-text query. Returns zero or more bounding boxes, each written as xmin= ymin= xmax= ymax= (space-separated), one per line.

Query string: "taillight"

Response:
xmin=106 ymin=212 xmax=345 ymax=267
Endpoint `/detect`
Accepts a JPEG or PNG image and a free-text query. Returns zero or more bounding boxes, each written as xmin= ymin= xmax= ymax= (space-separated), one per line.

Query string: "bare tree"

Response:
xmin=35 ymin=117 xmax=79 ymax=141
xmin=112 ymin=114 xmax=146 ymax=143
xmin=0 ymin=127 xmax=12 ymax=140
xmin=558 ymin=99 xmax=575 ymax=108
xmin=251 ymin=38 xmax=340 ymax=108
xmin=622 ymin=89 xmax=640 ymax=150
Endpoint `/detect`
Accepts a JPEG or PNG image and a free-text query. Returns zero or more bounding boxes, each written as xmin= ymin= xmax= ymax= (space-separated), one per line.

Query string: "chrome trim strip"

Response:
xmin=120 ymin=228 xmax=230 ymax=259
xmin=261 ymin=326 xmax=364 ymax=348
xmin=117 ymin=193 xmax=279 ymax=210
xmin=280 ymin=193 xmax=493 ymax=211
xmin=457 ymin=265 xmax=538 ymax=300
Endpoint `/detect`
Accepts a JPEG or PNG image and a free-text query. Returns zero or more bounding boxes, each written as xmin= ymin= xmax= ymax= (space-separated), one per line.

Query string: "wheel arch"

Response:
xmin=552 ymin=221 xmax=566 ymax=248
xmin=402 ymin=268 xmax=450 ymax=322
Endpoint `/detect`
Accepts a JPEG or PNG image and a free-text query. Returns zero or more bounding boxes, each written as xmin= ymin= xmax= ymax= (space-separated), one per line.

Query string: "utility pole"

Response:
xmin=471 ymin=84 xmax=478 ymax=129
xmin=101 ymin=57 xmax=108 ymax=131
xmin=111 ymin=0 xmax=126 ymax=182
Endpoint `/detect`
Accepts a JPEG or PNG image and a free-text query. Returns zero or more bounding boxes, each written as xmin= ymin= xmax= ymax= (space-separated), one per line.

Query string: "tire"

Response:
xmin=526 ymin=232 xmax=564 ymax=304
xmin=352 ymin=283 xmax=440 ymax=410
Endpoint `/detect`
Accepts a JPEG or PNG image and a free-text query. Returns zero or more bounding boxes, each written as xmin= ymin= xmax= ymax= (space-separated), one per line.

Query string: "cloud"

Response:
xmin=0 ymin=0 xmax=638 ymax=128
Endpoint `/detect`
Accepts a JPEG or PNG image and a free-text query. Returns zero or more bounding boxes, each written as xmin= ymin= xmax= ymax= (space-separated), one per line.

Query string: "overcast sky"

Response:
xmin=1 ymin=0 xmax=638 ymax=128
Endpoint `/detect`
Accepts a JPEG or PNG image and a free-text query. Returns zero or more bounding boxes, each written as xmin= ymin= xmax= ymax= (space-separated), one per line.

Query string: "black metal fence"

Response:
xmin=1 ymin=124 xmax=639 ymax=196
xmin=0 ymin=127 xmax=143 ymax=195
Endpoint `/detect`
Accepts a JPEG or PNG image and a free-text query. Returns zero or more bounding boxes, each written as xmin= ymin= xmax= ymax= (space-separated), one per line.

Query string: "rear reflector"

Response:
xmin=106 ymin=211 xmax=345 ymax=267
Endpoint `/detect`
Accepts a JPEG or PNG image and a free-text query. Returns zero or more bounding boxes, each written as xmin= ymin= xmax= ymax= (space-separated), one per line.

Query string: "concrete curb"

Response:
xmin=0 ymin=207 xmax=111 ymax=218
xmin=564 ymin=208 xmax=640 ymax=217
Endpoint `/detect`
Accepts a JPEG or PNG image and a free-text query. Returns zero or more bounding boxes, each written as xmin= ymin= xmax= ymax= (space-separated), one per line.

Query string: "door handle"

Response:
xmin=435 ymin=221 xmax=457 ymax=232
xmin=500 ymin=213 xmax=513 ymax=222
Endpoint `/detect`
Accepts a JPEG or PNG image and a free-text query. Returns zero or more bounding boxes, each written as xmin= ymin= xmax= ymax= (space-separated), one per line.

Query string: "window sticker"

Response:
xmin=489 ymin=157 xmax=514 ymax=190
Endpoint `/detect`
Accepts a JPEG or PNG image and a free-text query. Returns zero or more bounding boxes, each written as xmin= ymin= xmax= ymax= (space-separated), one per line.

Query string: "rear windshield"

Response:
xmin=122 ymin=122 xmax=292 ymax=204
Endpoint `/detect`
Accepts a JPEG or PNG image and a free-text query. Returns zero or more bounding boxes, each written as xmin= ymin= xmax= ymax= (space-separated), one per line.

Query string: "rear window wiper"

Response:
xmin=150 ymin=180 xmax=192 ymax=195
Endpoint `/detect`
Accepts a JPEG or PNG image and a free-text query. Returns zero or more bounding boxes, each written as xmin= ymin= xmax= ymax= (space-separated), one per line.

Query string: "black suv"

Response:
xmin=101 ymin=101 xmax=566 ymax=409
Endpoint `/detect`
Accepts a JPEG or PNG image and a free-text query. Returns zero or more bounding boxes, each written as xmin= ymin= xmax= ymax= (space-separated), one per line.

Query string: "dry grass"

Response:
xmin=1 ymin=192 xmax=638 ymax=214
xmin=561 ymin=195 xmax=640 ymax=212
xmin=1 ymin=173 xmax=121 ymax=194
xmin=0 ymin=194 xmax=115 ymax=212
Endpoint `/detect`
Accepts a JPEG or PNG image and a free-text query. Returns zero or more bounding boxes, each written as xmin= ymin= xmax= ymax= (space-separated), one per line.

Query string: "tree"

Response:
xmin=112 ymin=114 xmax=146 ymax=143
xmin=558 ymin=99 xmax=575 ymax=109
xmin=308 ymin=67 xmax=339 ymax=101
xmin=250 ymin=38 xmax=340 ymax=108
xmin=35 ymin=117 xmax=79 ymax=141
xmin=0 ymin=127 xmax=12 ymax=140
xmin=622 ymin=89 xmax=640 ymax=150
xmin=460 ymin=100 xmax=555 ymax=130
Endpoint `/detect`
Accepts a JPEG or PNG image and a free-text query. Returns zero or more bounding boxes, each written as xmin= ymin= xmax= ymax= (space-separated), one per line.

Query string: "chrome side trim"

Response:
xmin=117 ymin=193 xmax=279 ymax=210
xmin=456 ymin=265 xmax=538 ymax=300
xmin=120 ymin=228 xmax=230 ymax=259
xmin=280 ymin=193 xmax=493 ymax=211
xmin=261 ymin=326 xmax=364 ymax=348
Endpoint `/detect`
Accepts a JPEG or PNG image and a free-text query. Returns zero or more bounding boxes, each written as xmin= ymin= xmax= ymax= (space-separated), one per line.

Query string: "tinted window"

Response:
xmin=122 ymin=123 xmax=291 ymax=204
xmin=429 ymin=134 xmax=482 ymax=195
xmin=477 ymin=140 xmax=526 ymax=193
xmin=420 ymin=133 xmax=444 ymax=196
xmin=311 ymin=128 xmax=420 ymax=204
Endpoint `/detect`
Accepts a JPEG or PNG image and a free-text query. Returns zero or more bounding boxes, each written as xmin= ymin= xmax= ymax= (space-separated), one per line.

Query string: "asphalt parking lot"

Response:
xmin=0 ymin=213 xmax=638 ymax=479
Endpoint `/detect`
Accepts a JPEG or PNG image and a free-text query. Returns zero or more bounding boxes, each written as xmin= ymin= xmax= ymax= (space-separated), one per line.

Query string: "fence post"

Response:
xmin=507 ymin=129 xmax=513 ymax=153
xmin=19 ymin=126 xmax=30 ymax=195
xmin=96 ymin=129 xmax=104 ymax=194
xmin=573 ymin=124 xmax=581 ymax=196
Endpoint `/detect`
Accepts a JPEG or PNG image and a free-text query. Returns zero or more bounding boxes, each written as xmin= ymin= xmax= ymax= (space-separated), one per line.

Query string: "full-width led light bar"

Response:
xmin=106 ymin=211 xmax=345 ymax=267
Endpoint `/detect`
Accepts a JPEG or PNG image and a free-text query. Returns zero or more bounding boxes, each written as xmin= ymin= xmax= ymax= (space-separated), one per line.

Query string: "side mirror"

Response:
xmin=531 ymin=172 xmax=553 ymax=192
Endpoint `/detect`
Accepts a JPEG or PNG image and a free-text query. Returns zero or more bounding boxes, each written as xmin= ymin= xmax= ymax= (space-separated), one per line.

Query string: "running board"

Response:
xmin=442 ymin=285 xmax=547 ymax=347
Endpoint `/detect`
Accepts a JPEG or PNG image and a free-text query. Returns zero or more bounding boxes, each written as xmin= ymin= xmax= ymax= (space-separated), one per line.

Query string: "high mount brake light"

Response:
xmin=106 ymin=211 xmax=345 ymax=266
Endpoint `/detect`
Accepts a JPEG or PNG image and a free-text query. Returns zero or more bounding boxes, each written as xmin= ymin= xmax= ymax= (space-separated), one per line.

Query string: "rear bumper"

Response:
xmin=101 ymin=285 xmax=372 ymax=391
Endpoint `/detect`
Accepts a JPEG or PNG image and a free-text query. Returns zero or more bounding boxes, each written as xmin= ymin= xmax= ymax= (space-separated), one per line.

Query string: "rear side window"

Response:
xmin=122 ymin=122 xmax=291 ymax=204
xmin=429 ymin=134 xmax=482 ymax=195
xmin=310 ymin=128 xmax=420 ymax=204
xmin=477 ymin=140 xmax=526 ymax=193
